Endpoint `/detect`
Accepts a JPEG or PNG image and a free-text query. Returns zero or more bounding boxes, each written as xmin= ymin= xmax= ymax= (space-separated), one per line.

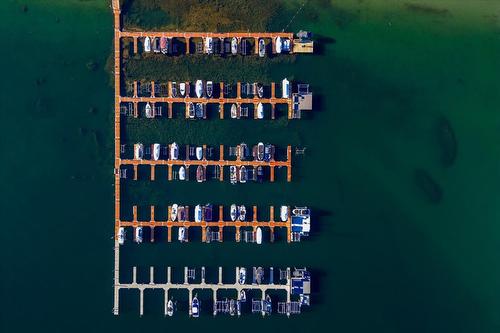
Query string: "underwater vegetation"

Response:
xmin=414 ymin=169 xmax=443 ymax=204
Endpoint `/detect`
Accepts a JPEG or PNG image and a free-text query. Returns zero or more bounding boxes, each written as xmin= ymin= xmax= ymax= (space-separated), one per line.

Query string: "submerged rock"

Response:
xmin=414 ymin=169 xmax=443 ymax=204
xmin=437 ymin=116 xmax=457 ymax=167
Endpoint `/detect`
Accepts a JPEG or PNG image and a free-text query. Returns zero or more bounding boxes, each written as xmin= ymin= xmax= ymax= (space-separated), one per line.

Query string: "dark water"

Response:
xmin=2 ymin=0 xmax=500 ymax=332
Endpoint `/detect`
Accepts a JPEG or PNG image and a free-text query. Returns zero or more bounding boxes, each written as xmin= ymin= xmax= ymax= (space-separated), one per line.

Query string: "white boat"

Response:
xmin=239 ymin=166 xmax=247 ymax=184
xmin=134 ymin=143 xmax=144 ymax=160
xmin=179 ymin=166 xmax=186 ymax=180
xmin=282 ymin=38 xmax=291 ymax=52
xmin=195 ymin=80 xmax=203 ymax=98
xmin=196 ymin=165 xmax=205 ymax=183
xmin=238 ymin=267 xmax=246 ymax=284
xmin=179 ymin=82 xmax=186 ymax=97
xmin=206 ymin=81 xmax=213 ymax=98
xmin=166 ymin=300 xmax=174 ymax=316
xmin=256 ymin=102 xmax=264 ymax=119
xmin=280 ymin=205 xmax=288 ymax=222
xmin=144 ymin=36 xmax=151 ymax=52
xmin=134 ymin=227 xmax=143 ymax=243
xmin=145 ymin=102 xmax=153 ymax=118
xmin=238 ymin=205 xmax=246 ymax=221
xmin=230 ymin=165 xmax=238 ymax=184
xmin=282 ymin=78 xmax=290 ymax=98
xmin=188 ymin=102 xmax=195 ymax=118
xmin=191 ymin=296 xmax=200 ymax=318
xmin=275 ymin=36 xmax=282 ymax=54
xmin=152 ymin=143 xmax=160 ymax=161
xmin=204 ymin=37 xmax=213 ymax=54
xmin=118 ymin=227 xmax=125 ymax=245
xmin=230 ymin=204 xmax=238 ymax=221
xmin=257 ymin=142 xmax=264 ymax=161
xmin=256 ymin=227 xmax=262 ymax=245
xmin=196 ymin=146 xmax=203 ymax=160
xmin=170 ymin=142 xmax=179 ymax=160
xmin=178 ymin=226 xmax=186 ymax=242
xmin=231 ymin=37 xmax=238 ymax=54
xmin=258 ymin=38 xmax=266 ymax=57
xmin=171 ymin=204 xmax=178 ymax=221
xmin=239 ymin=290 xmax=246 ymax=302
xmin=230 ymin=103 xmax=239 ymax=119
xmin=195 ymin=204 xmax=202 ymax=222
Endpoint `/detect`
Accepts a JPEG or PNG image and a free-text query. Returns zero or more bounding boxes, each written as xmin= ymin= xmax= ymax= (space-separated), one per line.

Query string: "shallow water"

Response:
xmin=2 ymin=0 xmax=500 ymax=332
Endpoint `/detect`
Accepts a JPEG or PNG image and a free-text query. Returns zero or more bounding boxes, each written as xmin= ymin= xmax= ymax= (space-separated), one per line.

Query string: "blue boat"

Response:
xmin=291 ymin=207 xmax=311 ymax=242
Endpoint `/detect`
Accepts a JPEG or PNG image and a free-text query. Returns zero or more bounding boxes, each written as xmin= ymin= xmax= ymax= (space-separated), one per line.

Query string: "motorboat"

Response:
xmin=264 ymin=144 xmax=274 ymax=162
xmin=275 ymin=36 xmax=282 ymax=54
xmin=145 ymin=102 xmax=153 ymax=118
xmin=144 ymin=36 xmax=151 ymax=52
xmin=291 ymin=207 xmax=311 ymax=241
xmin=134 ymin=143 xmax=144 ymax=160
xmin=160 ymin=37 xmax=168 ymax=54
xmin=238 ymin=267 xmax=246 ymax=284
xmin=258 ymin=38 xmax=266 ymax=57
xmin=256 ymin=142 xmax=264 ymax=161
xmin=134 ymin=227 xmax=143 ymax=243
xmin=282 ymin=38 xmax=291 ymax=52
xmin=256 ymin=166 xmax=264 ymax=183
xmin=230 ymin=103 xmax=239 ymax=119
xmin=195 ymin=80 xmax=203 ymax=98
xmin=239 ymin=290 xmax=246 ymax=302
xmin=118 ymin=227 xmax=125 ymax=245
xmin=238 ymin=205 xmax=246 ymax=221
xmin=280 ymin=205 xmax=288 ymax=222
xmin=170 ymin=142 xmax=179 ymax=160
xmin=256 ymin=102 xmax=264 ymax=119
xmin=292 ymin=207 xmax=311 ymax=216
xmin=153 ymin=37 xmax=160 ymax=53
xmin=231 ymin=37 xmax=238 ymax=55
xmin=229 ymin=299 xmax=236 ymax=316
xmin=204 ymin=37 xmax=213 ymax=54
xmin=204 ymin=204 xmax=213 ymax=221
xmin=179 ymin=82 xmax=186 ymax=97
xmin=171 ymin=81 xmax=178 ymax=97
xmin=230 ymin=165 xmax=238 ymax=185
xmin=256 ymin=83 xmax=264 ymax=98
xmin=152 ymin=143 xmax=160 ymax=161
xmin=264 ymin=295 xmax=272 ymax=315
xmin=178 ymin=226 xmax=187 ymax=242
xmin=191 ymin=296 xmax=200 ymax=318
xmin=196 ymin=165 xmax=205 ymax=183
xmin=238 ymin=143 xmax=249 ymax=160
xmin=195 ymin=103 xmax=205 ymax=119
xmin=195 ymin=204 xmax=202 ymax=222
xmin=179 ymin=166 xmax=186 ymax=180
xmin=237 ymin=300 xmax=241 ymax=317
xmin=196 ymin=146 xmax=203 ymax=160
xmin=178 ymin=206 xmax=186 ymax=222
xmin=206 ymin=81 xmax=213 ymax=98
xmin=256 ymin=227 xmax=262 ymax=244
xmin=188 ymin=102 xmax=195 ymax=119
xmin=239 ymin=166 xmax=247 ymax=184
xmin=171 ymin=204 xmax=178 ymax=221
xmin=282 ymin=78 xmax=290 ymax=98
xmin=230 ymin=204 xmax=238 ymax=221
xmin=166 ymin=300 xmax=174 ymax=316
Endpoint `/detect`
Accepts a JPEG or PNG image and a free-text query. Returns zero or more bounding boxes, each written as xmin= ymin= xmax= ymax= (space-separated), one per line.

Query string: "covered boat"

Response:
xmin=258 ymin=39 xmax=266 ymax=57
xmin=134 ymin=143 xmax=144 ymax=160
xmin=204 ymin=37 xmax=213 ymax=54
xmin=152 ymin=143 xmax=160 ymax=161
xmin=118 ymin=227 xmax=125 ymax=245
xmin=191 ymin=296 xmax=200 ymax=318
xmin=179 ymin=166 xmax=186 ymax=180
xmin=230 ymin=165 xmax=238 ymax=184
xmin=282 ymin=78 xmax=290 ymax=98
xmin=195 ymin=103 xmax=205 ymax=119
xmin=256 ymin=166 xmax=264 ymax=183
xmin=280 ymin=205 xmax=288 ymax=222
xmin=171 ymin=81 xmax=177 ymax=97
xmin=195 ymin=204 xmax=203 ymax=222
xmin=195 ymin=80 xmax=203 ymax=98
xmin=178 ymin=226 xmax=187 ymax=242
xmin=230 ymin=103 xmax=239 ymax=119
xmin=238 ymin=205 xmax=246 ymax=221
xmin=179 ymin=82 xmax=186 ymax=97
xmin=256 ymin=227 xmax=262 ymax=245
xmin=231 ymin=37 xmax=238 ymax=54
xmin=171 ymin=204 xmax=178 ymax=221
xmin=145 ymin=102 xmax=153 ymax=118
xmin=275 ymin=36 xmax=282 ymax=54
xmin=206 ymin=81 xmax=213 ymax=98
xmin=170 ymin=142 xmax=179 ymax=160
xmin=160 ymin=37 xmax=168 ymax=54
xmin=178 ymin=206 xmax=186 ymax=222
xmin=239 ymin=166 xmax=247 ymax=183
xmin=238 ymin=267 xmax=246 ymax=284
xmin=152 ymin=37 xmax=160 ymax=53
xmin=144 ymin=36 xmax=151 ymax=52
xmin=264 ymin=144 xmax=275 ymax=162
xmin=239 ymin=143 xmax=249 ymax=160
xmin=166 ymin=300 xmax=174 ymax=316
xmin=230 ymin=204 xmax=238 ymax=221
xmin=134 ymin=227 xmax=143 ymax=243
xmin=188 ymin=102 xmax=195 ymax=119
xmin=256 ymin=102 xmax=264 ymax=119
xmin=196 ymin=165 xmax=205 ymax=183
xmin=204 ymin=203 xmax=213 ymax=221
xmin=196 ymin=146 xmax=203 ymax=160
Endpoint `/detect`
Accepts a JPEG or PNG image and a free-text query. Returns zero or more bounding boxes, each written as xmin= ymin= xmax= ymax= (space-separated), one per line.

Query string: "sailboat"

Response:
xmin=195 ymin=204 xmax=202 ymax=222
xmin=195 ymin=80 xmax=203 ymax=98
xmin=170 ymin=142 xmax=179 ymax=160
xmin=118 ymin=227 xmax=125 ymax=245
xmin=231 ymin=37 xmax=238 ymax=55
xmin=179 ymin=166 xmax=186 ymax=180
xmin=134 ymin=227 xmax=143 ymax=243
xmin=258 ymin=39 xmax=266 ymax=57
xmin=230 ymin=103 xmax=239 ymax=119
xmin=275 ymin=36 xmax=282 ymax=54
xmin=145 ymin=102 xmax=153 ymax=118
xmin=256 ymin=227 xmax=262 ymax=245
xmin=134 ymin=143 xmax=144 ymax=160
xmin=166 ymin=300 xmax=174 ymax=316
xmin=196 ymin=146 xmax=203 ymax=160
xmin=144 ymin=36 xmax=151 ymax=52
xmin=152 ymin=143 xmax=160 ymax=161
xmin=256 ymin=102 xmax=264 ymax=119
xmin=280 ymin=205 xmax=288 ymax=222
xmin=204 ymin=37 xmax=213 ymax=54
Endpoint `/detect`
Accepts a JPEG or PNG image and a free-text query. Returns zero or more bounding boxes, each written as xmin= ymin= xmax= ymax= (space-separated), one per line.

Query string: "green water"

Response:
xmin=2 ymin=0 xmax=500 ymax=332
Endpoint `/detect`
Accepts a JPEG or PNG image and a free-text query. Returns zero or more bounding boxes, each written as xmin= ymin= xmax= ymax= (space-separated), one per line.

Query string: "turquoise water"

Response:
xmin=2 ymin=0 xmax=500 ymax=332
